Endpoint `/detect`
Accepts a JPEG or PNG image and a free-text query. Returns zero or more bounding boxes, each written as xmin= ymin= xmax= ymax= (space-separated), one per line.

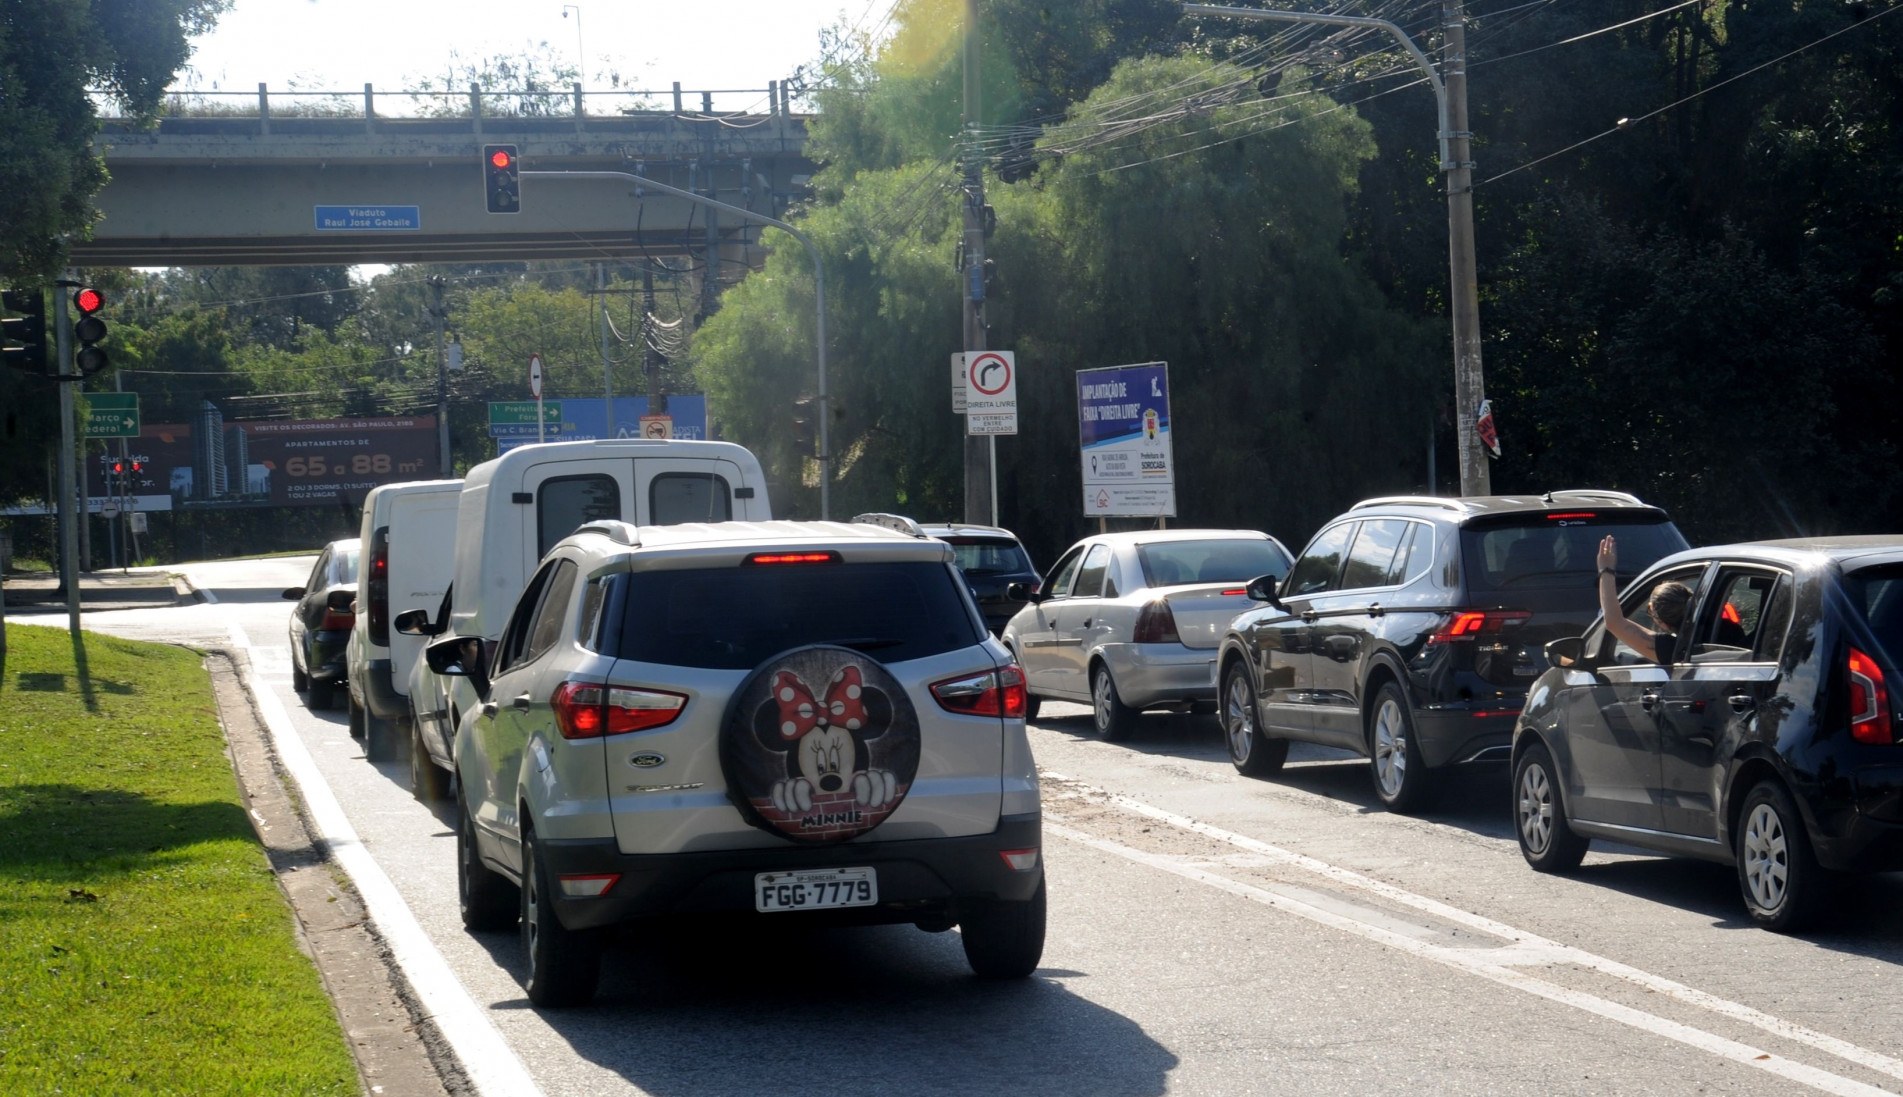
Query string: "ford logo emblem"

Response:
xmin=629 ymin=752 xmax=667 ymax=769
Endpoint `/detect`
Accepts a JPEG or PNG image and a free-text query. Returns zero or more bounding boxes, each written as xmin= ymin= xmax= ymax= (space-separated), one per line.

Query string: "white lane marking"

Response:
xmin=227 ymin=621 xmax=544 ymax=1097
xmin=1043 ymin=772 xmax=1903 ymax=1089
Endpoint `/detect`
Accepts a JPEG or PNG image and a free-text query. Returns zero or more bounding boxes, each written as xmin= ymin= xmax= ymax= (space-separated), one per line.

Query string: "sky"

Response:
xmin=177 ymin=0 xmax=890 ymax=110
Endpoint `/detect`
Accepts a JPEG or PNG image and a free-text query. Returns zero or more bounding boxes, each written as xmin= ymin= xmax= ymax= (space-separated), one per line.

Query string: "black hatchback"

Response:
xmin=1217 ymin=491 xmax=1687 ymax=812
xmin=1512 ymin=536 xmax=1903 ymax=931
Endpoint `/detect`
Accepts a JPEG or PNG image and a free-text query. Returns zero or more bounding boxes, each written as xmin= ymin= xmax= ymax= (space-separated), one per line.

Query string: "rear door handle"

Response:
xmin=1728 ymin=694 xmax=1756 ymax=713
xmin=1366 ymin=603 xmax=1384 ymax=618
xmin=480 ymin=701 xmax=498 ymax=717
xmin=1300 ymin=611 xmax=1318 ymax=622
xmin=510 ymin=693 xmax=534 ymax=712
xmin=1640 ymin=690 xmax=1661 ymax=711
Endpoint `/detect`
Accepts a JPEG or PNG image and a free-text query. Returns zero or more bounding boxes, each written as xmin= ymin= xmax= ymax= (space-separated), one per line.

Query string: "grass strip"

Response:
xmin=0 ymin=623 xmax=359 ymax=1096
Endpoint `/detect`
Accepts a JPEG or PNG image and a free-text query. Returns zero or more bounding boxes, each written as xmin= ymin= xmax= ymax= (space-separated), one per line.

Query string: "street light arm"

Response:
xmin=1181 ymin=3 xmax=1450 ymax=165
xmin=520 ymin=169 xmax=830 ymax=519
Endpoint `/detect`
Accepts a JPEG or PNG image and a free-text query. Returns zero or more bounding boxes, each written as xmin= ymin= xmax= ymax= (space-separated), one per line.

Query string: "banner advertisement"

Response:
xmin=99 ymin=415 xmax=439 ymax=509
xmin=1077 ymin=362 xmax=1176 ymax=517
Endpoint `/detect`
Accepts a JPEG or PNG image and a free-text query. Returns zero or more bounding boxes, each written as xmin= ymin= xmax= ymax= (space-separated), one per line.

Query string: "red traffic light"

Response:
xmin=489 ymin=148 xmax=515 ymax=170
xmin=111 ymin=461 xmax=124 ymax=473
xmin=73 ymin=287 xmax=103 ymax=314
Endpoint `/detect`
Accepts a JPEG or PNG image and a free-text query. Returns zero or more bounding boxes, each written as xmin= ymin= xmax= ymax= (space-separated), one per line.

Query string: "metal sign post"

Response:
xmin=529 ymin=353 xmax=545 ymax=443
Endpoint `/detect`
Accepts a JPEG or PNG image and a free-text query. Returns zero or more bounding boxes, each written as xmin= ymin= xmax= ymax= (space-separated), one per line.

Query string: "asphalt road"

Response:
xmin=71 ymin=556 xmax=1903 ymax=1096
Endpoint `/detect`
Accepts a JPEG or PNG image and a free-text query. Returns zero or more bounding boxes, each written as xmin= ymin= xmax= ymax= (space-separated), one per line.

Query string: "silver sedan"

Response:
xmin=1001 ymin=529 xmax=1292 ymax=739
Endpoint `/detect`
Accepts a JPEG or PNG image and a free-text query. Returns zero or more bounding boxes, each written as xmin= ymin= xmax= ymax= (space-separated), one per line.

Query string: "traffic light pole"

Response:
xmin=52 ymin=285 xmax=81 ymax=627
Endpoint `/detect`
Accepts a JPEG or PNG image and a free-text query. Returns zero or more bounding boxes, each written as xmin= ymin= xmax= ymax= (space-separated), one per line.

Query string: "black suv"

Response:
xmin=1215 ymin=491 xmax=1688 ymax=812
xmin=1514 ymin=537 xmax=1903 ymax=931
xmin=856 ymin=515 xmax=1040 ymax=635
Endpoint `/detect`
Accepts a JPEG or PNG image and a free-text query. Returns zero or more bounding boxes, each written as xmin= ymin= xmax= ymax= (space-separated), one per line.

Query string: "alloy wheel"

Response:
xmin=1372 ymin=698 xmax=1408 ymax=797
xmin=1224 ymin=672 xmax=1255 ymax=763
xmin=1741 ymin=802 xmax=1790 ymax=912
xmin=1518 ymin=761 xmax=1556 ymax=854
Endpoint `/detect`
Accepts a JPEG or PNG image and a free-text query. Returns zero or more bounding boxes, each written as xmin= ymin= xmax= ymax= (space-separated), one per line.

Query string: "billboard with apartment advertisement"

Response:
xmin=99 ymin=415 xmax=439 ymax=509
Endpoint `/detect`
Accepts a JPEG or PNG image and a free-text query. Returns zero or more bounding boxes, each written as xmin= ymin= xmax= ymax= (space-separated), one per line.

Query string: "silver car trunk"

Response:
xmin=1161 ymin=584 xmax=1259 ymax=650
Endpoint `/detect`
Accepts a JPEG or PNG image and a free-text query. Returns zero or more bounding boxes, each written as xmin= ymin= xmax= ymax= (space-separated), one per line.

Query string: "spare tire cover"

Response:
xmin=721 ymin=645 xmax=921 ymax=844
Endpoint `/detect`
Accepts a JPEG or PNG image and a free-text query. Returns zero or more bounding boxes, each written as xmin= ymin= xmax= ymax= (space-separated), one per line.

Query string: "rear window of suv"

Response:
xmin=608 ymin=560 xmax=983 ymax=670
xmin=1462 ymin=515 xmax=1687 ymax=592
xmin=938 ymin=537 xmax=1033 ymax=576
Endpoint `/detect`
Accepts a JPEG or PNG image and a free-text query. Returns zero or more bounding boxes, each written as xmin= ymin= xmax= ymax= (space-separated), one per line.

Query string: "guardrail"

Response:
xmin=98 ymin=80 xmax=803 ymax=123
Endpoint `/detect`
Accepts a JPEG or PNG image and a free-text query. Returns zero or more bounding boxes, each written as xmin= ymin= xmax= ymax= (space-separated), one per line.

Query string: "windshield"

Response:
xmin=1462 ymin=516 xmax=1686 ymax=592
xmin=1138 ymin=539 xmax=1290 ymax=587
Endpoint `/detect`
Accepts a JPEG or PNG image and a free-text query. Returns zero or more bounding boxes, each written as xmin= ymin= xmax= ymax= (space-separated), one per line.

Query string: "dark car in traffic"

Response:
xmin=1511 ymin=536 xmax=1903 ymax=931
xmin=284 ymin=538 xmax=360 ymax=711
xmin=1216 ymin=491 xmax=1688 ymax=812
xmin=853 ymin=515 xmax=1040 ymax=635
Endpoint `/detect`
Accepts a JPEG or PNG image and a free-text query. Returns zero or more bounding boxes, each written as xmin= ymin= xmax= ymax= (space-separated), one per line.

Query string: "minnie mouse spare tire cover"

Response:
xmin=721 ymin=645 xmax=921 ymax=844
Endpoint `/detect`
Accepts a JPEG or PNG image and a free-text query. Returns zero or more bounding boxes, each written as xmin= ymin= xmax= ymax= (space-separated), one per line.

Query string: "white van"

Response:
xmin=399 ymin=439 xmax=771 ymax=793
xmin=345 ymin=479 xmax=462 ymax=762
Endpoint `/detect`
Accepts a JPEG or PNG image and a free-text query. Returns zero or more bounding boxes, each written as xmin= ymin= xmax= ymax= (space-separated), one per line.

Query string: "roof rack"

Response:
xmin=1351 ymin=495 xmax=1468 ymax=513
xmin=850 ymin=512 xmax=927 ymax=538
xmin=573 ymin=519 xmax=641 ymax=547
xmin=1542 ymin=489 xmax=1644 ymax=506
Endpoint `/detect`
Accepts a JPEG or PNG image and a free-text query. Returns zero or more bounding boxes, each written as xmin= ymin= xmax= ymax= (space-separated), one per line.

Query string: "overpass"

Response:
xmin=72 ymin=83 xmax=816 ymax=270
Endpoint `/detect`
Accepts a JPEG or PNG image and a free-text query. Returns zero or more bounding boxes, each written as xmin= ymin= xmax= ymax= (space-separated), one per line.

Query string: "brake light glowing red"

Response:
xmin=1546 ymin=512 xmax=1597 ymax=521
xmin=1848 ymin=647 xmax=1892 ymax=745
xmin=931 ymin=665 xmax=1028 ymax=719
xmin=1427 ymin=609 xmax=1531 ymax=644
xmin=746 ymin=551 xmax=837 ymax=565
xmin=1132 ymin=599 xmax=1181 ymax=644
xmin=550 ymin=681 xmax=687 ymax=739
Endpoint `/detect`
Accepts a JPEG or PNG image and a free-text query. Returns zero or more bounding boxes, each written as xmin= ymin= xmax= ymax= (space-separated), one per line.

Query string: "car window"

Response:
xmin=943 ymin=537 xmax=1033 ymax=575
xmin=1340 ymin=519 xmax=1410 ymax=591
xmin=612 ymin=560 xmax=982 ymax=669
xmin=521 ymin=560 xmax=579 ymax=666
xmin=306 ymin=548 xmax=331 ymax=589
xmin=579 ymin=577 xmax=612 ymax=652
xmin=1753 ymin=575 xmax=1795 ymax=663
xmin=538 ymin=474 xmax=620 ymax=559
xmin=1044 ymin=547 xmax=1085 ymax=599
xmin=1384 ymin=522 xmax=1431 ymax=587
xmin=1464 ymin=516 xmax=1686 ymax=592
xmin=1689 ymin=567 xmax=1784 ymax=663
xmin=1609 ymin=564 xmax=1705 ymax=665
xmin=651 ymin=472 xmax=732 ymax=525
xmin=494 ymin=561 xmax=559 ymax=674
xmin=332 ymin=545 xmax=360 ymax=585
xmin=1074 ymin=545 xmax=1111 ymax=598
xmin=1285 ymin=523 xmax=1356 ymax=597
xmin=1139 ymin=538 xmax=1291 ymax=587
xmin=1845 ymin=565 xmax=1903 ymax=665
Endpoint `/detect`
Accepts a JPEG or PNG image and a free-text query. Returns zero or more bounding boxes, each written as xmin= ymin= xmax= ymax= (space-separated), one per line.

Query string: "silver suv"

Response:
xmin=429 ymin=519 xmax=1046 ymax=1006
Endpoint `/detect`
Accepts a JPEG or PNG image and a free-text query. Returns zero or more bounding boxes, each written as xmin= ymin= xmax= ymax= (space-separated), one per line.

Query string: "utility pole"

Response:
xmin=1442 ymin=0 xmax=1490 ymax=495
xmin=960 ymin=0 xmax=995 ymax=525
xmin=429 ymin=277 xmax=450 ymax=476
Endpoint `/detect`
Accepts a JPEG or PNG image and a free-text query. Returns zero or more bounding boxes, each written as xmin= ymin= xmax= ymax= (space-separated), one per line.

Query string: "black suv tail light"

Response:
xmin=551 ymin=681 xmax=687 ymax=739
xmin=1848 ymin=647 xmax=1893 ymax=745
xmin=1426 ymin=609 xmax=1532 ymax=644
xmin=932 ymin=665 xmax=1028 ymax=719
xmin=1132 ymin=599 xmax=1181 ymax=644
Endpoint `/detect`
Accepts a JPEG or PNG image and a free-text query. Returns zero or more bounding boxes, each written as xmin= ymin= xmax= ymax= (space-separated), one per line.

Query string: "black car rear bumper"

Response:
xmin=1815 ymin=766 xmax=1903 ymax=872
xmin=538 ymin=813 xmax=1044 ymax=930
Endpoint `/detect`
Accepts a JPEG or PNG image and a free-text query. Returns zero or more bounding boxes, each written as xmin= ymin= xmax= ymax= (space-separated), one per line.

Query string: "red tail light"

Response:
xmin=367 ymin=535 xmax=391 ymax=646
xmin=932 ymin=665 xmax=1028 ymax=719
xmin=550 ymin=681 xmax=687 ymax=739
xmin=1426 ymin=609 xmax=1531 ymax=644
xmin=1132 ymin=599 xmax=1181 ymax=644
xmin=746 ymin=551 xmax=838 ymax=565
xmin=1848 ymin=647 xmax=1893 ymax=745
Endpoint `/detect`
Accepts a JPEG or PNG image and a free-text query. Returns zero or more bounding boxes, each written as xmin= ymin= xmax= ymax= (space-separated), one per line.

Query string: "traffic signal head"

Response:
xmin=3 ymin=288 xmax=48 ymax=374
xmin=72 ymin=287 xmax=108 ymax=376
xmin=483 ymin=144 xmax=520 ymax=214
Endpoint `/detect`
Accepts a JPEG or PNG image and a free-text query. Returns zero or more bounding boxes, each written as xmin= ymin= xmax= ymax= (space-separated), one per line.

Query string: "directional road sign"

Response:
xmin=84 ymin=392 xmax=140 ymax=438
xmin=964 ymin=350 xmax=1017 ymax=435
xmin=489 ymin=400 xmax=562 ymax=425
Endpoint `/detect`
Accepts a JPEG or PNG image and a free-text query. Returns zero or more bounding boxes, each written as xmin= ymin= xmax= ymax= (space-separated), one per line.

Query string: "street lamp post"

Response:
xmin=521 ymin=169 xmax=832 ymax=518
xmin=1183 ymin=2 xmax=1491 ymax=495
xmin=561 ymin=5 xmax=585 ymax=88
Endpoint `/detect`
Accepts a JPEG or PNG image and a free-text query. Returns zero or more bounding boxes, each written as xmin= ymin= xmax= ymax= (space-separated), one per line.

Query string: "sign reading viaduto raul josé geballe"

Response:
xmin=1077 ymin=362 xmax=1175 ymax=517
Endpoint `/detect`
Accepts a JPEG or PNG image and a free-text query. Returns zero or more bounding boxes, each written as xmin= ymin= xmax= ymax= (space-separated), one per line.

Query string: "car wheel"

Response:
xmin=308 ymin=676 xmax=338 ymax=711
xmin=291 ymin=659 xmax=309 ymax=693
xmin=1736 ymin=780 xmax=1827 ymax=932
xmin=1369 ymin=682 xmax=1438 ymax=814
xmin=1090 ymin=664 xmax=1139 ymax=742
xmin=960 ymin=874 xmax=1046 ymax=979
xmin=411 ymin=720 xmax=451 ymax=802
xmin=346 ymin=693 xmax=366 ymax=740
xmin=1514 ymin=742 xmax=1588 ymax=872
xmin=458 ymin=793 xmax=519 ymax=933
xmin=521 ymin=826 xmax=603 ymax=1007
xmin=1223 ymin=662 xmax=1288 ymax=776
xmin=364 ymin=708 xmax=397 ymax=762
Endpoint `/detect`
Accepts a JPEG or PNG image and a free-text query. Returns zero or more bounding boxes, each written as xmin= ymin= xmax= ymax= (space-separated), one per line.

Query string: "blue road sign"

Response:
xmin=314 ymin=205 xmax=422 ymax=231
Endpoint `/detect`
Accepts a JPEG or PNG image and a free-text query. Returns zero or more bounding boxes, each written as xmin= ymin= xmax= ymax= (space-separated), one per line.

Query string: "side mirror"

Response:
xmin=393 ymin=608 xmax=440 ymax=636
xmin=1545 ymin=636 xmax=1585 ymax=669
xmin=282 ymin=587 xmax=305 ymax=601
xmin=425 ymin=635 xmax=494 ymax=700
xmin=1245 ymin=573 xmax=1286 ymax=610
xmin=1007 ymin=581 xmax=1046 ymax=605
xmin=325 ymin=589 xmax=355 ymax=612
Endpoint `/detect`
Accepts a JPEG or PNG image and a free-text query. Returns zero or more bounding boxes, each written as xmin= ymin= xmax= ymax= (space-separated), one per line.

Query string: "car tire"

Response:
xmin=960 ymin=874 xmax=1047 ymax=979
xmin=292 ymin=659 xmax=309 ymax=693
xmin=458 ymin=794 xmax=519 ymax=933
xmin=308 ymin=677 xmax=338 ymax=711
xmin=1222 ymin=662 xmax=1288 ymax=777
xmin=1091 ymin=664 xmax=1139 ymax=742
xmin=364 ymin=708 xmax=397 ymax=762
xmin=1023 ymin=694 xmax=1041 ymax=724
xmin=1514 ymin=742 xmax=1588 ymax=873
xmin=347 ymin=693 xmax=366 ymax=740
xmin=522 ymin=826 xmax=603 ymax=1007
xmin=1736 ymin=779 xmax=1828 ymax=933
xmin=411 ymin=720 xmax=451 ymax=802
xmin=1368 ymin=682 xmax=1438 ymax=814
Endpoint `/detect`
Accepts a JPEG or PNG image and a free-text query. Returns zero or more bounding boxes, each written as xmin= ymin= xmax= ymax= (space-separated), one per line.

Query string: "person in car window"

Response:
xmin=1596 ymin=534 xmax=1692 ymax=664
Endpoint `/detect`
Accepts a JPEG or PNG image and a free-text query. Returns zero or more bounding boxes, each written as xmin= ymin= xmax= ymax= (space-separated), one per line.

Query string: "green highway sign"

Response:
xmin=488 ymin=400 xmax=562 ymax=425
xmin=84 ymin=392 xmax=140 ymax=438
